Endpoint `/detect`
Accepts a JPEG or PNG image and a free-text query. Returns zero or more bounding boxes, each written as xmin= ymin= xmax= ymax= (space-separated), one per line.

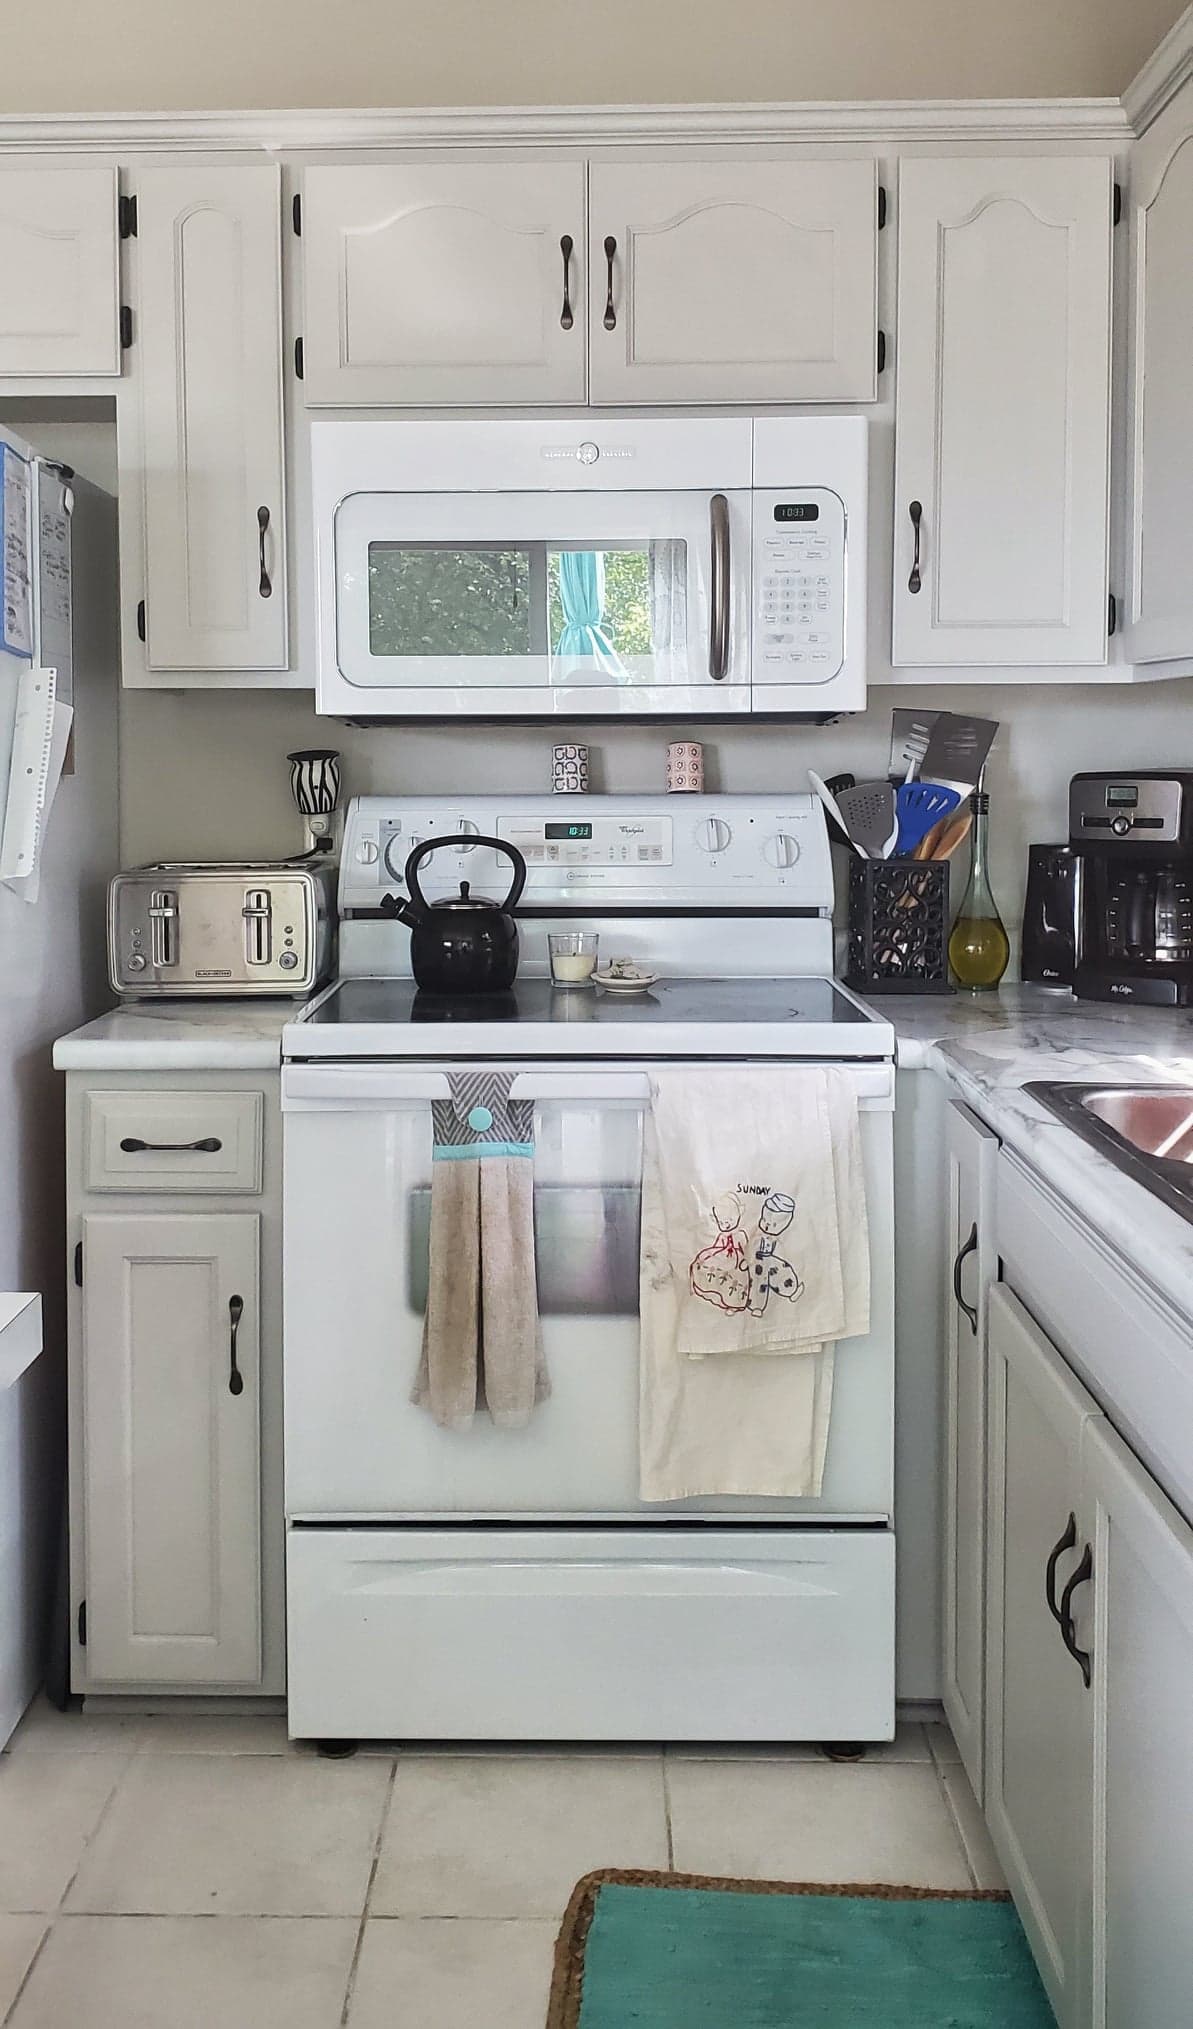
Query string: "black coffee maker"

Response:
xmin=1070 ymin=771 xmax=1193 ymax=1006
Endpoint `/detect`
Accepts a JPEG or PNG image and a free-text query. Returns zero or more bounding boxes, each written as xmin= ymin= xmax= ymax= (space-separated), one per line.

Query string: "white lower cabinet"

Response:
xmin=80 ymin=1211 xmax=262 ymax=1686
xmin=941 ymin=1100 xmax=998 ymax=1801
xmin=985 ymin=1283 xmax=1097 ymax=2028
xmin=1083 ymin=1416 xmax=1193 ymax=2027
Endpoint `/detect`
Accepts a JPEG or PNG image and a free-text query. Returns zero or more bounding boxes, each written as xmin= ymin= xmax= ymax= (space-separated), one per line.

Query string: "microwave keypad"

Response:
xmin=753 ymin=491 xmax=846 ymax=682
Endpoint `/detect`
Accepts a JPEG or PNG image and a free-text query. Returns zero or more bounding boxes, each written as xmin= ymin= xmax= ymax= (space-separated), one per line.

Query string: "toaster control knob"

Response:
xmin=355 ymin=838 xmax=379 ymax=865
xmin=696 ymin=817 xmax=732 ymax=854
xmin=1111 ymin=815 xmax=1132 ymax=837
xmin=126 ymin=952 xmax=147 ymax=973
xmin=278 ymin=950 xmax=299 ymax=971
xmin=763 ymin=832 xmax=800 ymax=869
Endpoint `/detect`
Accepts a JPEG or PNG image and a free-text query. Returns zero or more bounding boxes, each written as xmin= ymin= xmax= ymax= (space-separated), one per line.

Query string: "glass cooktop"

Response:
xmin=302 ymin=976 xmax=876 ymax=1028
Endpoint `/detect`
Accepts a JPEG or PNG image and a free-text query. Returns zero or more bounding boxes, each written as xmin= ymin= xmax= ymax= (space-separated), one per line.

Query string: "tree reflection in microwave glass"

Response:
xmin=367 ymin=545 xmax=655 ymax=658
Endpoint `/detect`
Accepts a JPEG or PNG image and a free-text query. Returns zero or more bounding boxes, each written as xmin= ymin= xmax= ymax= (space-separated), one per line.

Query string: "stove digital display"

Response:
xmin=773 ymin=503 xmax=820 ymax=522
xmin=545 ymin=822 xmax=594 ymax=840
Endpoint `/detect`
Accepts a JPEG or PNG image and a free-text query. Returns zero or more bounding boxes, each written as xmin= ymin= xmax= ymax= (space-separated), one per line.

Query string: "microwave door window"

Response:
xmin=367 ymin=543 xmax=545 ymax=679
xmin=547 ymin=542 xmax=687 ymax=687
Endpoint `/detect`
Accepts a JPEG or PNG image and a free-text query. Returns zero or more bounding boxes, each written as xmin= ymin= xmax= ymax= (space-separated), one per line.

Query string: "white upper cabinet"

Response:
xmin=0 ymin=167 xmax=121 ymax=378
xmin=301 ymin=162 xmax=587 ymax=406
xmin=893 ymin=157 xmax=1113 ymax=668
xmin=136 ymin=166 xmax=288 ymax=671
xmin=589 ymin=160 xmax=878 ymax=405
xmin=1126 ymin=76 xmax=1193 ymax=665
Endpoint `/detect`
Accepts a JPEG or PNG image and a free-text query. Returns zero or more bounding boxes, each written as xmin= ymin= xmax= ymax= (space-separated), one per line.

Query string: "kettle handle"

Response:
xmin=404 ymin=834 xmax=528 ymax=913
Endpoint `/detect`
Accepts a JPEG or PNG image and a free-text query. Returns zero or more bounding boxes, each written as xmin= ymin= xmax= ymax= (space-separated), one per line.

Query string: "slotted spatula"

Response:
xmin=836 ymin=780 xmax=898 ymax=859
xmin=894 ymin=780 xmax=962 ymax=855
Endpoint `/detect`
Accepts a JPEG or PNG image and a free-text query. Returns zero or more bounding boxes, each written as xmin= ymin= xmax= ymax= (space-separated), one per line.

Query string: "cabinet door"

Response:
xmin=81 ymin=1212 xmax=261 ymax=1686
xmin=1125 ymin=85 xmax=1193 ymax=664
xmin=137 ymin=167 xmax=287 ymax=670
xmin=1082 ymin=1417 xmax=1193 ymax=2028
xmin=941 ymin=1100 xmax=998 ymax=1800
xmin=301 ymin=162 xmax=587 ymax=406
xmin=985 ymin=1283 xmax=1098 ymax=2027
xmin=893 ymin=157 xmax=1112 ymax=667
xmin=589 ymin=159 xmax=877 ymax=405
xmin=0 ymin=167 xmax=120 ymax=377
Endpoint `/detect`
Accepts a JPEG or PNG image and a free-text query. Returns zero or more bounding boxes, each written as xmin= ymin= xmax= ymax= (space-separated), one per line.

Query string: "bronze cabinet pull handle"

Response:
xmin=119 ymin=1136 xmax=222 ymax=1154
xmin=1058 ymin=1544 xmax=1093 ymax=1687
xmin=559 ymin=235 xmax=574 ymax=330
xmin=952 ymin=1222 xmax=979 ymax=1333
xmin=257 ymin=506 xmax=272 ymax=599
xmin=908 ymin=500 xmax=923 ymax=594
xmin=228 ymin=1294 xmax=245 ymax=1397
xmin=1044 ymin=1512 xmax=1078 ymax=1625
xmin=603 ymin=236 xmax=617 ymax=330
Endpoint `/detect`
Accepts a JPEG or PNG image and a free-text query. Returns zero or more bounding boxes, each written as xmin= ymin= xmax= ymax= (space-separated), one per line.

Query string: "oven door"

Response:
xmin=282 ymin=1061 xmax=894 ymax=1521
xmin=320 ymin=490 xmax=751 ymax=718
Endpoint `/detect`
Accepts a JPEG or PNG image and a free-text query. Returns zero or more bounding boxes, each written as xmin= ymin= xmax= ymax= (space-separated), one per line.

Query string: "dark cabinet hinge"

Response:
xmin=877 ymin=185 xmax=887 ymax=230
xmin=73 ymin=1240 xmax=83 ymax=1287
xmin=118 ymin=192 xmax=138 ymax=239
xmin=136 ymin=598 xmax=146 ymax=643
xmin=119 ymin=304 xmax=134 ymax=350
xmin=1113 ymin=181 xmax=1122 ymax=227
xmin=294 ymin=335 xmax=304 ymax=380
xmin=1108 ymin=592 xmax=1118 ymax=638
xmin=292 ymin=192 xmax=302 ymax=236
xmin=77 ymin=1600 xmax=87 ymax=1647
xmin=877 ymin=329 xmax=887 ymax=375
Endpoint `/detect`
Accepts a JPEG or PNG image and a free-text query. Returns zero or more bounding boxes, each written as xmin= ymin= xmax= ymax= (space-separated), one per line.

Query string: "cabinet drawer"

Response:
xmin=84 ymin=1091 xmax=263 ymax=1194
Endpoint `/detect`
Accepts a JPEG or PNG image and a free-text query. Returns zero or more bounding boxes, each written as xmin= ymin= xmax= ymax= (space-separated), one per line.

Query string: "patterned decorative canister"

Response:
xmin=666 ymin=741 xmax=704 ymax=793
xmin=552 ymin=744 xmax=590 ymax=794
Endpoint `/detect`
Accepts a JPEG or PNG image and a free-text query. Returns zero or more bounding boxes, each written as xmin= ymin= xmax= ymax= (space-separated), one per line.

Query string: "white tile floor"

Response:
xmin=0 ymin=1703 xmax=1005 ymax=2028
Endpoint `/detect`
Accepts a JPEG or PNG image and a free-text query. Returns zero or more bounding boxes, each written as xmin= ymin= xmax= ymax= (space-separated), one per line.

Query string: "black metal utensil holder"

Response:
xmin=845 ymin=856 xmax=953 ymax=995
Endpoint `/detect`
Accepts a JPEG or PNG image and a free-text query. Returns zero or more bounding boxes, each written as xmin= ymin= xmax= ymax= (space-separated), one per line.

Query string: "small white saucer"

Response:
xmin=593 ymin=968 xmax=660 ymax=994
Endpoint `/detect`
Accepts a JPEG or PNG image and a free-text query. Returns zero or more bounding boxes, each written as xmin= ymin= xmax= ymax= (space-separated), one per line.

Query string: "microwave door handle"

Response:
xmin=709 ymin=493 xmax=730 ymax=681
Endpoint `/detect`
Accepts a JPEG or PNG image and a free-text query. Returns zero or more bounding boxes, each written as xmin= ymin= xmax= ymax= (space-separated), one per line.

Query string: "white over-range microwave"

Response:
xmin=312 ymin=416 xmax=868 ymax=719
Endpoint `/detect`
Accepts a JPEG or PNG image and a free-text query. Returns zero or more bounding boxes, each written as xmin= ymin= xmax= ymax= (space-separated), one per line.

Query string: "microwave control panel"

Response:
xmin=751 ymin=489 xmax=846 ymax=687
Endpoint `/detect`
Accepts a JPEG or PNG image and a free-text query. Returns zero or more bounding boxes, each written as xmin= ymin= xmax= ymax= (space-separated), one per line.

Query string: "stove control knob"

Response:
xmin=355 ymin=838 xmax=379 ymax=866
xmin=456 ymin=818 xmax=480 ymax=851
xmin=763 ymin=832 xmax=800 ymax=869
xmin=696 ymin=817 xmax=732 ymax=854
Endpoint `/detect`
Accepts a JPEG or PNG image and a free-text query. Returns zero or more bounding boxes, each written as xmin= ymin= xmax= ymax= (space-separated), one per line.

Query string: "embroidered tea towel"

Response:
xmin=649 ymin=1067 xmax=869 ymax=1358
xmin=412 ymin=1071 xmax=549 ymax=1431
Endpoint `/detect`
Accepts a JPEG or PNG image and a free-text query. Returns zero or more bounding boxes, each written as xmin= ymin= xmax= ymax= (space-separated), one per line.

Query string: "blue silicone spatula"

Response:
xmin=894 ymin=780 xmax=962 ymax=855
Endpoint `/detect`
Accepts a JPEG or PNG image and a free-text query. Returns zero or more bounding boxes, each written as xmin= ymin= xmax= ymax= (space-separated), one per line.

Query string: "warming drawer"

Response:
xmin=286 ymin=1525 xmax=896 ymax=1743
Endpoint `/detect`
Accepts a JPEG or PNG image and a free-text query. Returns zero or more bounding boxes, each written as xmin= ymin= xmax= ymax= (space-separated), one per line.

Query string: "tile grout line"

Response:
xmin=932 ymin=1753 xmax=979 ymax=1890
xmin=1 ymin=1742 xmax=138 ymax=2026
xmin=339 ymin=1755 xmax=399 ymax=2027
xmin=661 ymin=1752 xmax=675 ymax=1871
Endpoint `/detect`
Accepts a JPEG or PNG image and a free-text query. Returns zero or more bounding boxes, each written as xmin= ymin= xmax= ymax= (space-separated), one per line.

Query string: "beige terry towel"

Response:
xmin=412 ymin=1073 xmax=549 ymax=1432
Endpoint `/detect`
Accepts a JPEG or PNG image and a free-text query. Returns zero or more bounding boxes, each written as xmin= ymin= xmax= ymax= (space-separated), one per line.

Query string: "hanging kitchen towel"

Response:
xmin=412 ymin=1072 xmax=549 ymax=1431
xmin=650 ymin=1067 xmax=869 ymax=1359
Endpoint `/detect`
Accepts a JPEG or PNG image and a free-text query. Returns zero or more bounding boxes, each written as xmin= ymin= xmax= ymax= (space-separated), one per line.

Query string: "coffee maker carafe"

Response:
xmin=1070 ymin=771 xmax=1193 ymax=1006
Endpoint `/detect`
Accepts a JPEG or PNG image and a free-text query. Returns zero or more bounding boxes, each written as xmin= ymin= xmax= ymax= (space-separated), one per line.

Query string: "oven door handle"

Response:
xmin=282 ymin=1063 xmax=895 ymax=1108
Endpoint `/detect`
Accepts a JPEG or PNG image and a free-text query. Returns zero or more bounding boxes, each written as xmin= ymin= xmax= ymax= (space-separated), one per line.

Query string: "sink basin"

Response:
xmin=1025 ymin=1083 xmax=1193 ymax=1225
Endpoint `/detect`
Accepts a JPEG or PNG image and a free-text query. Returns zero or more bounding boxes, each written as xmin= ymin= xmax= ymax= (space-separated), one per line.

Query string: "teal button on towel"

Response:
xmin=467 ymin=1105 xmax=494 ymax=1132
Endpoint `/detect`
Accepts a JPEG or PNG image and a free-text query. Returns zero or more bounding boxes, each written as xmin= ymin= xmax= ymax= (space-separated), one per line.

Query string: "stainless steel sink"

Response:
xmin=1025 ymin=1083 xmax=1193 ymax=1225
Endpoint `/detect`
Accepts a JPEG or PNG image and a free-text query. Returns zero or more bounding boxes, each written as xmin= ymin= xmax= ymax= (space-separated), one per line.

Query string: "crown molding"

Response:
xmin=0 ymin=97 xmax=1132 ymax=155
xmin=1123 ymin=5 xmax=1193 ymax=133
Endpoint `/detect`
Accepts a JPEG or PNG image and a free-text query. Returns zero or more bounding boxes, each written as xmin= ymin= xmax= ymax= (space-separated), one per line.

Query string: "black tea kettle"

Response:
xmin=395 ymin=835 xmax=527 ymax=994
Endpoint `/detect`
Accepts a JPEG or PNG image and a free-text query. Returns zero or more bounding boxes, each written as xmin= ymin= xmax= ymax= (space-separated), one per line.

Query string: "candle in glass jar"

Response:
xmin=552 ymin=953 xmax=596 ymax=982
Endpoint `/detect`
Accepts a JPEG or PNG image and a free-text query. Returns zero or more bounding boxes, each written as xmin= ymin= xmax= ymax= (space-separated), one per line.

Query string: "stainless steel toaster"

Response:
xmin=108 ymin=860 xmax=336 ymax=996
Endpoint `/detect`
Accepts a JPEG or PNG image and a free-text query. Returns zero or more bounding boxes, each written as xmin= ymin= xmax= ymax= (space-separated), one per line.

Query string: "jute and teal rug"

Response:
xmin=546 ymin=1870 xmax=1054 ymax=2028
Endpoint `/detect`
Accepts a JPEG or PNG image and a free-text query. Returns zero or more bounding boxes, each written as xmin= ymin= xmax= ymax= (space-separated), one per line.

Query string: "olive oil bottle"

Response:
xmin=948 ymin=786 xmax=1010 ymax=991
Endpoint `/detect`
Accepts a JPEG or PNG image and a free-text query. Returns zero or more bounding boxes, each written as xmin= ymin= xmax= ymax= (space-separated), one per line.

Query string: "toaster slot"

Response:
xmin=243 ymin=888 xmax=273 ymax=966
xmin=148 ymin=889 xmax=178 ymax=969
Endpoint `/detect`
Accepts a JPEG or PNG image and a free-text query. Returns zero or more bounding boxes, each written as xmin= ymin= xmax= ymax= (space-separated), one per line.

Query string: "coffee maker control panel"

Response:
xmin=1069 ymin=774 xmax=1187 ymax=846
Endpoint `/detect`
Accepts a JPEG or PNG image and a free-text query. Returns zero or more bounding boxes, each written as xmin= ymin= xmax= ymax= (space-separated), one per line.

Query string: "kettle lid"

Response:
xmin=435 ymin=880 xmax=503 ymax=911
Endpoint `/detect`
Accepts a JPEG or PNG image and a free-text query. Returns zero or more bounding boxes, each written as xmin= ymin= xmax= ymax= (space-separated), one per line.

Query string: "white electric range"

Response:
xmin=281 ymin=795 xmax=896 ymax=1746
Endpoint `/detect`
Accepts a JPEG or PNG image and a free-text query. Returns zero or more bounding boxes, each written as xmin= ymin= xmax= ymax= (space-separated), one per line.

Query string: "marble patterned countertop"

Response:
xmin=52 ymin=1001 xmax=294 ymax=1070
xmin=871 ymin=983 xmax=1193 ymax=1322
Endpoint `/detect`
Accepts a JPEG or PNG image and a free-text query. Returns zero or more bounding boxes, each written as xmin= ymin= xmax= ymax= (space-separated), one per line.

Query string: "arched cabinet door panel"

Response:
xmin=893 ymin=156 xmax=1112 ymax=668
xmin=0 ymin=167 xmax=120 ymax=377
xmin=301 ymin=162 xmax=587 ymax=406
xmin=589 ymin=159 xmax=878 ymax=405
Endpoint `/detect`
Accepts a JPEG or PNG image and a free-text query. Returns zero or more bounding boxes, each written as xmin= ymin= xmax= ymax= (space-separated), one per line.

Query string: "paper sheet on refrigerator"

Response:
xmin=1 ymin=669 xmax=71 ymax=902
xmin=1 ymin=443 xmax=32 ymax=659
